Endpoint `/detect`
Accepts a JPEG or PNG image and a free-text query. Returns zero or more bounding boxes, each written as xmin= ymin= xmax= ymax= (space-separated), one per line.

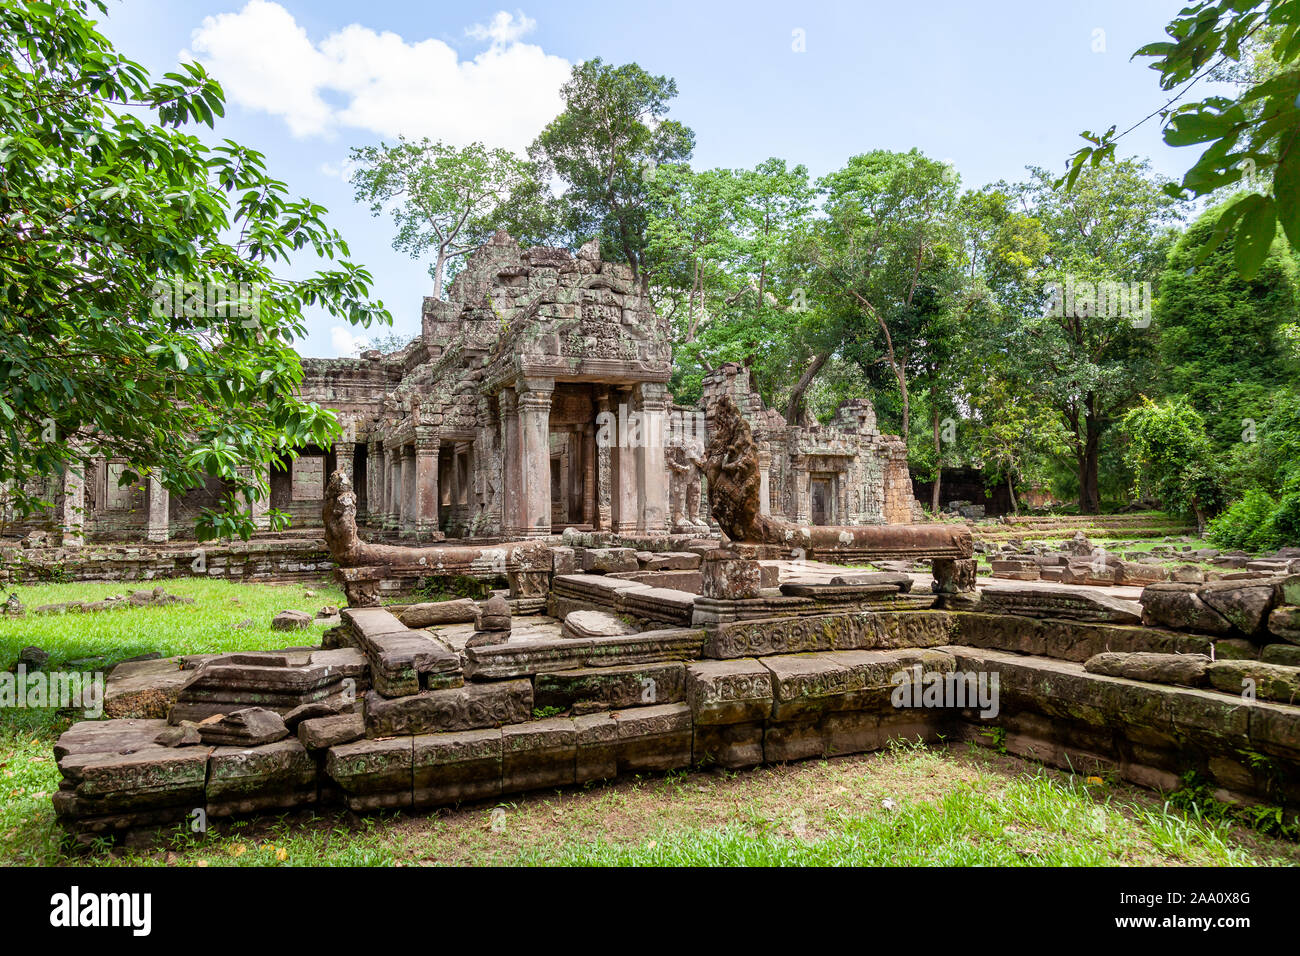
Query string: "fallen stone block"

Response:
xmin=104 ymin=657 xmax=191 ymax=719
xmin=1140 ymin=583 xmax=1233 ymax=634
xmin=395 ymin=598 xmax=479 ymax=628
xmin=298 ymin=713 xmax=364 ymax=750
xmin=1269 ymin=605 xmax=1300 ymax=644
xmin=981 ymin=583 xmax=1141 ymax=625
xmin=271 ymin=610 xmax=313 ymax=632
xmin=1206 ymin=660 xmax=1300 ymax=704
xmin=364 ymin=680 xmax=532 ymax=737
xmin=1083 ymin=651 xmax=1209 ymax=687
xmin=685 ymin=659 xmax=773 ymax=725
xmin=325 ymin=736 xmax=413 ymax=810
xmin=534 ymin=661 xmax=685 ymax=712
xmin=1262 ymin=644 xmax=1300 ymax=667
xmin=502 ymin=718 xmax=576 ymax=792
xmin=1199 ymin=580 xmax=1279 ymax=637
xmin=614 ymin=703 xmax=693 ymax=775
xmin=561 ymin=609 xmax=637 ymax=640
xmin=413 ymin=728 xmax=502 ymax=806
xmin=197 ymin=708 xmax=288 ymax=747
xmin=206 ymin=738 xmax=317 ymax=816
xmin=581 ymin=548 xmax=639 ymax=574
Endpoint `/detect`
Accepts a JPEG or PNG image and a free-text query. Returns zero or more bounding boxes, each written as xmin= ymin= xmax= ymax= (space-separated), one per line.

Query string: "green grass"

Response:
xmin=1 ymin=578 xmax=1296 ymax=867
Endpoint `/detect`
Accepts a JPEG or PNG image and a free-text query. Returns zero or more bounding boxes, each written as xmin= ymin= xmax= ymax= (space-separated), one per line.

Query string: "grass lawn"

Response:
xmin=1 ymin=577 xmax=1296 ymax=867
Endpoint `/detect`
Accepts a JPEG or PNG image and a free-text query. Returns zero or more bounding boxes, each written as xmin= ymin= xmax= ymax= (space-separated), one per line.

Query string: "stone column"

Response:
xmin=237 ymin=465 xmax=270 ymax=532
xmin=609 ymin=388 xmax=639 ymax=534
xmin=757 ymin=448 xmax=772 ymax=518
xmin=145 ymin=476 xmax=169 ymax=543
xmin=595 ymin=390 xmax=613 ymax=530
xmin=516 ymin=376 xmax=554 ymax=537
xmin=499 ymin=390 xmax=521 ymax=537
xmin=385 ymin=445 xmax=401 ymax=530
xmin=401 ymin=444 xmax=416 ymax=533
xmin=793 ymin=458 xmax=811 ymax=525
xmin=583 ymin=423 xmax=597 ymax=528
xmin=414 ymin=427 xmax=439 ymax=536
xmin=334 ymin=442 xmax=354 ymax=483
xmin=634 ymin=382 xmax=669 ymax=534
xmin=59 ymin=461 xmax=85 ymax=548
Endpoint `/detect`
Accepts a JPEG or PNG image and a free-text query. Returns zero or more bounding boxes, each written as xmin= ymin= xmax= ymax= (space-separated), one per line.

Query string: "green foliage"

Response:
xmin=0 ymin=0 xmax=388 ymax=541
xmin=529 ymin=58 xmax=694 ymax=278
xmin=348 ymin=137 xmax=544 ymax=299
xmin=1121 ymin=396 xmax=1226 ymax=524
xmin=1156 ymin=202 xmax=1300 ymax=452
xmin=1063 ymin=0 xmax=1300 ymax=279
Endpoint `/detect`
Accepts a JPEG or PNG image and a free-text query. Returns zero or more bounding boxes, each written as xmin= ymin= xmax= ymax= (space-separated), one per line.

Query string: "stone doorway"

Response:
xmin=811 ymin=476 xmax=835 ymax=525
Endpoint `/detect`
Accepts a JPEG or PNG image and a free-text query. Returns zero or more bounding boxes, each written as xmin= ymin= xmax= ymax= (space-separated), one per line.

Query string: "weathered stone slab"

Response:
xmin=364 ymin=680 xmax=532 ymax=737
xmin=615 ymin=586 xmax=696 ymax=625
xmin=1140 ymin=583 xmax=1233 ymax=634
xmin=206 ymin=738 xmax=317 ymax=815
xmin=1269 ymin=605 xmax=1300 ymax=644
xmin=694 ymin=721 xmax=764 ymax=768
xmin=981 ymin=583 xmax=1141 ymax=625
xmin=614 ymin=703 xmax=693 ymax=774
xmin=641 ymin=552 xmax=700 ymax=571
xmin=702 ymin=610 xmax=953 ymax=659
xmin=1199 ymin=581 xmax=1279 ymax=637
xmin=413 ymin=728 xmax=502 ymax=806
xmin=534 ymin=661 xmax=685 ymax=712
xmin=464 ymin=628 xmax=704 ymax=679
xmin=762 ymin=649 xmax=953 ymax=721
xmin=1206 ymin=660 xmax=1300 ymax=704
xmin=952 ymin=613 xmax=1212 ymax=662
xmin=55 ymin=718 xmax=172 ymax=760
xmin=298 ymin=713 xmax=364 ymax=750
xmin=684 ymin=659 xmax=773 ymax=725
xmin=58 ymin=746 xmax=210 ymax=811
xmin=197 ymin=708 xmax=288 ymax=746
xmin=395 ymin=599 xmax=479 ymax=628
xmin=502 ymin=718 xmax=576 ymax=792
xmin=575 ymin=713 xmax=619 ymax=781
xmin=581 ymin=548 xmax=639 ymax=574
xmin=325 ymin=736 xmax=413 ymax=809
xmin=1083 ymin=651 xmax=1209 ymax=688
xmin=104 ymin=658 xmax=190 ymax=719
xmin=561 ymin=609 xmax=637 ymax=640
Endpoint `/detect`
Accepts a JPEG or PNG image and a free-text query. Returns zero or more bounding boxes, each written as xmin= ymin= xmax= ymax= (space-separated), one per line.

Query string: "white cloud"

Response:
xmin=330 ymin=325 xmax=369 ymax=356
xmin=466 ymin=11 xmax=536 ymax=46
xmin=186 ymin=2 xmax=569 ymax=153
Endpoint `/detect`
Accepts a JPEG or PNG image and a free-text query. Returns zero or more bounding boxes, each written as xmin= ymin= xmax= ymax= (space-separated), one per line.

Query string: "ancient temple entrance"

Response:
xmin=811 ymin=476 xmax=834 ymax=525
xmin=548 ymin=385 xmax=597 ymax=533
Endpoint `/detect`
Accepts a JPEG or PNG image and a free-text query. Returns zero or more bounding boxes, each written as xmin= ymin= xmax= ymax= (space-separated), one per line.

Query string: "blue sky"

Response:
xmin=98 ymin=0 xmax=1207 ymax=356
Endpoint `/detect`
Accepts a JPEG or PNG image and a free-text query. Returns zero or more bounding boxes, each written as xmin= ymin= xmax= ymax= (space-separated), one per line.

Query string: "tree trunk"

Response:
xmin=930 ymin=399 xmax=942 ymax=514
xmin=432 ymin=247 xmax=447 ymax=300
xmin=1007 ymin=471 xmax=1019 ymax=516
xmin=1078 ymin=404 xmax=1102 ymax=514
xmin=785 ymin=351 xmax=830 ymax=425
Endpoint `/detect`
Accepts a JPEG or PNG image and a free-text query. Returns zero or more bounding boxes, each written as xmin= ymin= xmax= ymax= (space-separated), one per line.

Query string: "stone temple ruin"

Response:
xmin=32 ymin=233 xmax=1300 ymax=844
xmin=5 ymin=232 xmax=919 ymax=550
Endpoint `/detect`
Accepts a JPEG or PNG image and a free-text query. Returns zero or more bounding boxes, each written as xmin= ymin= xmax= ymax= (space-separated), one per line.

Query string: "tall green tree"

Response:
xmin=1156 ymin=199 xmax=1300 ymax=452
xmin=0 ymin=0 xmax=388 ymax=540
xmin=349 ymin=137 xmax=543 ymax=300
xmin=529 ymin=58 xmax=694 ymax=281
xmin=805 ymin=150 xmax=963 ymax=439
xmin=1014 ymin=160 xmax=1183 ymax=513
